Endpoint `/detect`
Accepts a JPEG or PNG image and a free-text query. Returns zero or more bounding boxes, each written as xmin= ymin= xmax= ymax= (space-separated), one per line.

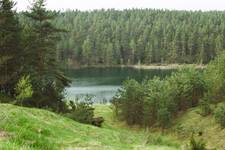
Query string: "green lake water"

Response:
xmin=65 ymin=67 xmax=174 ymax=103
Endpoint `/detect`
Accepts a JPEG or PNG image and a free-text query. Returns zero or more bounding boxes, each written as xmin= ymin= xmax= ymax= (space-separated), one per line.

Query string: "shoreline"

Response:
xmin=68 ymin=64 xmax=206 ymax=70
xmin=130 ymin=64 xmax=206 ymax=69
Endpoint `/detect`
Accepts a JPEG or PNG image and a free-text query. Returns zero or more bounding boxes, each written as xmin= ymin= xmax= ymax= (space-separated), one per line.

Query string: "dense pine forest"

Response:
xmin=1 ymin=0 xmax=225 ymax=149
xmin=53 ymin=10 xmax=225 ymax=66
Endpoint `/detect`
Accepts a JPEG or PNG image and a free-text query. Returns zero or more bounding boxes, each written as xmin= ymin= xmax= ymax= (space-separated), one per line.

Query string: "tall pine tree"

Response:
xmin=23 ymin=0 xmax=70 ymax=112
xmin=0 ymin=0 xmax=21 ymax=95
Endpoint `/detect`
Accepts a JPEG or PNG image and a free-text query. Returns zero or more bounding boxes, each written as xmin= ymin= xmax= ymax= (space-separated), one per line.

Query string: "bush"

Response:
xmin=66 ymin=95 xmax=95 ymax=124
xmin=92 ymin=117 xmax=105 ymax=127
xmin=189 ymin=135 xmax=206 ymax=150
xmin=214 ymin=104 xmax=225 ymax=127
xmin=199 ymin=96 xmax=212 ymax=116
xmin=15 ymin=75 xmax=33 ymax=105
xmin=66 ymin=95 xmax=105 ymax=127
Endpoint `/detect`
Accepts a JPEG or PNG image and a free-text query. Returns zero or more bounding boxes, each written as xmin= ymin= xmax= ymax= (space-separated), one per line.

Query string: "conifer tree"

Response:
xmin=24 ymin=0 xmax=70 ymax=111
xmin=51 ymin=9 xmax=225 ymax=66
xmin=0 ymin=0 xmax=21 ymax=94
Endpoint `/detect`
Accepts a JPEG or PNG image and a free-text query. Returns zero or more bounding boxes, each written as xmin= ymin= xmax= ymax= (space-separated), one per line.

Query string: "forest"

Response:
xmin=1 ymin=0 xmax=225 ymax=149
xmin=53 ymin=9 xmax=225 ymax=66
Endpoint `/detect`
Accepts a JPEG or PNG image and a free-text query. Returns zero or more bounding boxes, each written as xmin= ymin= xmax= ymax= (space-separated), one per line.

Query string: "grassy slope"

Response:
xmin=0 ymin=104 xmax=179 ymax=150
xmin=94 ymin=105 xmax=225 ymax=150
xmin=1 ymin=103 xmax=224 ymax=150
xmin=171 ymin=106 xmax=225 ymax=150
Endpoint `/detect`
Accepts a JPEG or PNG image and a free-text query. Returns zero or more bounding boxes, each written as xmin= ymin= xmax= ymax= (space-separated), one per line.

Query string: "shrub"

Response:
xmin=189 ymin=135 xmax=206 ymax=150
xmin=92 ymin=117 xmax=105 ymax=127
xmin=199 ymin=95 xmax=212 ymax=116
xmin=214 ymin=104 xmax=225 ymax=127
xmin=66 ymin=95 xmax=95 ymax=124
xmin=15 ymin=75 xmax=33 ymax=105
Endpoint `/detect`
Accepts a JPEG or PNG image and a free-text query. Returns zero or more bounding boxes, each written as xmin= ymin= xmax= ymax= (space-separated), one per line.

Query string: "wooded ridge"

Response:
xmin=49 ymin=9 xmax=225 ymax=66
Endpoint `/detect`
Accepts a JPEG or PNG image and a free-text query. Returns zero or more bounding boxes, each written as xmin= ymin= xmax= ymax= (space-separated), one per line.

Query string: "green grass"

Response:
xmin=171 ymin=105 xmax=225 ymax=150
xmin=0 ymin=104 xmax=180 ymax=150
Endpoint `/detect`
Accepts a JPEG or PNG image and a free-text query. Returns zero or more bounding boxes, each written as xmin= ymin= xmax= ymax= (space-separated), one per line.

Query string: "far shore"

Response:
xmin=130 ymin=64 xmax=206 ymax=70
xmin=69 ymin=64 xmax=206 ymax=70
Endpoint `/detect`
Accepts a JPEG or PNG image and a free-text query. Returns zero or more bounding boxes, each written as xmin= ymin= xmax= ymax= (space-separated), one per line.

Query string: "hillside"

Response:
xmin=0 ymin=104 xmax=224 ymax=150
xmin=52 ymin=10 xmax=225 ymax=66
xmin=0 ymin=104 xmax=180 ymax=150
xmin=171 ymin=106 xmax=225 ymax=150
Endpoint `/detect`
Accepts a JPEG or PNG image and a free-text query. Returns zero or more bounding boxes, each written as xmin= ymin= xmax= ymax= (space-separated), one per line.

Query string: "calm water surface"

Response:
xmin=65 ymin=67 xmax=174 ymax=103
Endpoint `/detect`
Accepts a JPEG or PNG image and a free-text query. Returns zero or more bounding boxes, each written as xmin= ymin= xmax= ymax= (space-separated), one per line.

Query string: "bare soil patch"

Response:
xmin=0 ymin=131 xmax=9 ymax=139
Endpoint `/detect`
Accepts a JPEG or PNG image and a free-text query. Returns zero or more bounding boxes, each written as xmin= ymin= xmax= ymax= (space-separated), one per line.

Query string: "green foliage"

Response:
xmin=112 ymin=67 xmax=206 ymax=127
xmin=199 ymin=96 xmax=212 ymax=116
xmin=202 ymin=52 xmax=225 ymax=122
xmin=66 ymin=95 xmax=94 ymax=124
xmin=157 ymin=108 xmax=171 ymax=128
xmin=142 ymin=77 xmax=171 ymax=126
xmin=214 ymin=104 xmax=225 ymax=127
xmin=167 ymin=67 xmax=206 ymax=110
xmin=0 ymin=0 xmax=22 ymax=95
xmin=49 ymin=10 xmax=225 ymax=66
xmin=0 ymin=0 xmax=71 ymax=112
xmin=112 ymin=79 xmax=144 ymax=125
xmin=204 ymin=52 xmax=225 ymax=101
xmin=15 ymin=75 xmax=33 ymax=104
xmin=18 ymin=0 xmax=71 ymax=111
xmin=189 ymin=135 xmax=206 ymax=150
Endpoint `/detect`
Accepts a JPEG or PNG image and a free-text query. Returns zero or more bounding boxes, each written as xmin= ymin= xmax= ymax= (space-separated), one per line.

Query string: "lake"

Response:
xmin=65 ymin=67 xmax=174 ymax=103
